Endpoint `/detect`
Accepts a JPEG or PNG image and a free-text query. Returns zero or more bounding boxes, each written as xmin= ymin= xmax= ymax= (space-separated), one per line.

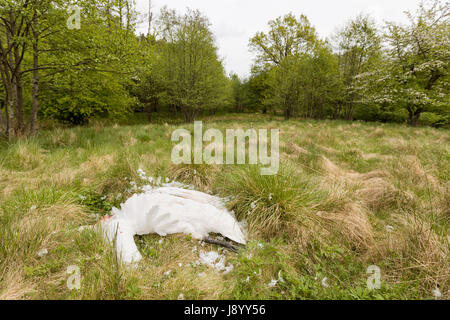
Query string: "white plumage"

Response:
xmin=98 ymin=186 xmax=246 ymax=264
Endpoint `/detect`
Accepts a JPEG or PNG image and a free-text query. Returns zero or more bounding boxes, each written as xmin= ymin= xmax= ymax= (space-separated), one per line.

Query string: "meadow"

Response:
xmin=0 ymin=114 xmax=448 ymax=300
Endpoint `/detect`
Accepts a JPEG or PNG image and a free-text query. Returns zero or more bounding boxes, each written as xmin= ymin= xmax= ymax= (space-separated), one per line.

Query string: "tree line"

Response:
xmin=0 ymin=0 xmax=448 ymax=140
xmin=243 ymin=1 xmax=449 ymax=126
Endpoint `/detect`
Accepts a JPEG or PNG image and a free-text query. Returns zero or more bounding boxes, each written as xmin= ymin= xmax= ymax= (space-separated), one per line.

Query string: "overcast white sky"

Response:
xmin=134 ymin=0 xmax=422 ymax=77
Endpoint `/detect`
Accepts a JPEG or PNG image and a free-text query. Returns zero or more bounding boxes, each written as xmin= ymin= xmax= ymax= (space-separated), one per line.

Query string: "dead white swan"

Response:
xmin=97 ymin=186 xmax=247 ymax=264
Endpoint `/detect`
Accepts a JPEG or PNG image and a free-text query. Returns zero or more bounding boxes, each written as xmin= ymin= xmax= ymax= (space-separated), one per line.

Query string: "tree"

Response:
xmin=155 ymin=7 xmax=230 ymax=122
xmin=358 ymin=0 xmax=449 ymax=126
xmin=333 ymin=14 xmax=382 ymax=120
xmin=37 ymin=0 xmax=140 ymax=125
xmin=0 ymin=0 xmax=38 ymax=138
xmin=131 ymin=45 xmax=162 ymax=123
xmin=249 ymin=13 xmax=317 ymax=70
xmin=248 ymin=69 xmax=269 ymax=114
xmin=263 ymin=55 xmax=302 ymax=119
xmin=230 ymin=73 xmax=246 ymax=113
xmin=263 ymin=42 xmax=341 ymax=120
xmin=250 ymin=13 xmax=340 ymax=120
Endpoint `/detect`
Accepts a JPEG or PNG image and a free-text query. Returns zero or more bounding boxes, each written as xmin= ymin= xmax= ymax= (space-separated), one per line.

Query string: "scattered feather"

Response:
xmin=37 ymin=248 xmax=48 ymax=257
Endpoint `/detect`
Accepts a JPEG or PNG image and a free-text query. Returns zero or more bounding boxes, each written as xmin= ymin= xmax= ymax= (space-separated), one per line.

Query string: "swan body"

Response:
xmin=98 ymin=187 xmax=246 ymax=263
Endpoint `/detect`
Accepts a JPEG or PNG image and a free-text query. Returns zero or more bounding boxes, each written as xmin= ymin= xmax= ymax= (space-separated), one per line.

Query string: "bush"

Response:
xmin=419 ymin=112 xmax=449 ymax=128
xmin=379 ymin=108 xmax=408 ymax=123
xmin=353 ymin=104 xmax=380 ymax=122
xmin=41 ymin=73 xmax=134 ymax=125
xmin=43 ymin=96 xmax=108 ymax=125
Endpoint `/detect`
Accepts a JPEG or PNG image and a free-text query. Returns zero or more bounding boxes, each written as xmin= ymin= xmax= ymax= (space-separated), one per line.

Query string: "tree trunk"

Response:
xmin=3 ymin=10 xmax=18 ymax=139
xmin=118 ymin=0 xmax=123 ymax=28
xmin=12 ymin=9 xmax=25 ymax=134
xmin=30 ymin=14 xmax=39 ymax=135
xmin=125 ymin=1 xmax=131 ymax=33
xmin=6 ymin=85 xmax=15 ymax=140
xmin=14 ymin=51 xmax=25 ymax=134
xmin=6 ymin=45 xmax=17 ymax=140
xmin=284 ymin=105 xmax=292 ymax=120
xmin=0 ymin=64 xmax=13 ymax=139
xmin=408 ymin=110 xmax=421 ymax=127
xmin=183 ymin=106 xmax=196 ymax=123
xmin=262 ymin=106 xmax=267 ymax=114
xmin=0 ymin=100 xmax=5 ymax=135
xmin=344 ymin=101 xmax=353 ymax=120
xmin=146 ymin=103 xmax=152 ymax=123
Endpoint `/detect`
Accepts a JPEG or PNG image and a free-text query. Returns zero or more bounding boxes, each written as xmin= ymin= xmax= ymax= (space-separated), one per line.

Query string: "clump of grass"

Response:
xmin=215 ymin=163 xmax=326 ymax=239
xmin=369 ymin=127 xmax=385 ymax=138
xmin=0 ymin=139 xmax=44 ymax=171
xmin=169 ymin=164 xmax=221 ymax=193
xmin=379 ymin=215 xmax=449 ymax=295
xmin=316 ymin=203 xmax=375 ymax=253
xmin=0 ymin=269 xmax=34 ymax=300
xmin=321 ymin=156 xmax=404 ymax=212
xmin=95 ymin=151 xmax=139 ymax=195
xmin=77 ymin=190 xmax=115 ymax=216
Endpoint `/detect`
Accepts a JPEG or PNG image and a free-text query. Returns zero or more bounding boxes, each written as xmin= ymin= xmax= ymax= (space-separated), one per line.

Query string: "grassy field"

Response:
xmin=0 ymin=114 xmax=448 ymax=300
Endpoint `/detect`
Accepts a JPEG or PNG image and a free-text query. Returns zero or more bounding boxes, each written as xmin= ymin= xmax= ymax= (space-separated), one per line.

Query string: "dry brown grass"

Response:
xmin=321 ymin=156 xmax=399 ymax=210
xmin=38 ymin=204 xmax=88 ymax=231
xmin=318 ymin=145 xmax=338 ymax=154
xmin=440 ymin=135 xmax=449 ymax=145
xmin=0 ymin=152 xmax=117 ymax=197
xmin=319 ymin=154 xmax=448 ymax=293
xmin=379 ymin=215 xmax=450 ymax=292
xmin=384 ymin=137 xmax=409 ymax=151
xmin=169 ymin=164 xmax=221 ymax=193
xmin=14 ymin=144 xmax=44 ymax=170
xmin=317 ymin=203 xmax=375 ymax=251
xmin=287 ymin=142 xmax=309 ymax=155
xmin=139 ymin=154 xmax=161 ymax=170
xmin=0 ymin=270 xmax=34 ymax=300
xmin=80 ymin=154 xmax=115 ymax=174
xmin=402 ymin=155 xmax=440 ymax=190
xmin=49 ymin=129 xmax=78 ymax=146
xmin=0 ymin=194 xmax=89 ymax=300
xmin=319 ymin=157 xmax=399 ymax=253
xmin=369 ymin=127 xmax=385 ymax=138
xmin=361 ymin=153 xmax=378 ymax=160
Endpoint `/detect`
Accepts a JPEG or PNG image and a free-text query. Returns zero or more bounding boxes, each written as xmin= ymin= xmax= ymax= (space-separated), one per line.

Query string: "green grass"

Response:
xmin=0 ymin=114 xmax=448 ymax=300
